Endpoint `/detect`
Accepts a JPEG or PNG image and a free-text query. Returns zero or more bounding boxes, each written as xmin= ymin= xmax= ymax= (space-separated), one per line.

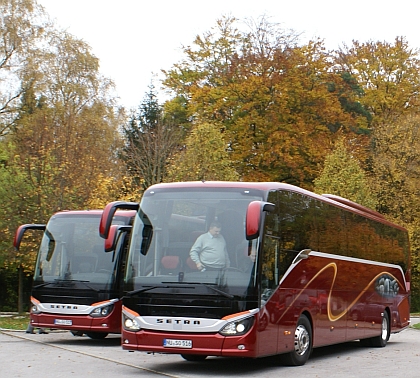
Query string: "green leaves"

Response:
xmin=162 ymin=17 xmax=372 ymax=187
xmin=167 ymin=121 xmax=239 ymax=182
xmin=314 ymin=137 xmax=377 ymax=209
xmin=0 ymin=0 xmax=127 ymax=280
xmin=335 ymin=37 xmax=420 ymax=126
xmin=121 ymin=85 xmax=182 ymax=190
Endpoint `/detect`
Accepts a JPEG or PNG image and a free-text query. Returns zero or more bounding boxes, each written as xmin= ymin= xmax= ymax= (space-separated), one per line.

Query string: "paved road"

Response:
xmin=1 ymin=319 xmax=419 ymax=378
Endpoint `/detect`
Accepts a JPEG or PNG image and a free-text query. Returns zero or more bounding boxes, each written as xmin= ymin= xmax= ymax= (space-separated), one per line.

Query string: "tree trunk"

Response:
xmin=18 ymin=264 xmax=24 ymax=314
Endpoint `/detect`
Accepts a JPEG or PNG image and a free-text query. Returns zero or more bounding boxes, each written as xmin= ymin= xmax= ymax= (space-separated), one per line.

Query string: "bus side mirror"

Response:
xmin=13 ymin=224 xmax=46 ymax=250
xmin=99 ymin=201 xmax=139 ymax=239
xmin=246 ymin=201 xmax=275 ymax=240
xmin=105 ymin=225 xmax=132 ymax=252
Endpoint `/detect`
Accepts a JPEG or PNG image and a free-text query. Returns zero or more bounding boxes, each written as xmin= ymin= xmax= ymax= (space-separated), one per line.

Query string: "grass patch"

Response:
xmin=0 ymin=314 xmax=30 ymax=330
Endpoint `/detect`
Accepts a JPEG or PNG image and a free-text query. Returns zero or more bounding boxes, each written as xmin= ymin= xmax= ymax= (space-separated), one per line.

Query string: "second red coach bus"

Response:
xmin=99 ymin=181 xmax=410 ymax=364
xmin=14 ymin=209 xmax=135 ymax=338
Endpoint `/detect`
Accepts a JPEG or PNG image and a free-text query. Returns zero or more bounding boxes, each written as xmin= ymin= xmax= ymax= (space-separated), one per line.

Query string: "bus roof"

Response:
xmin=51 ymin=209 xmax=136 ymax=218
xmin=146 ymin=181 xmax=405 ymax=231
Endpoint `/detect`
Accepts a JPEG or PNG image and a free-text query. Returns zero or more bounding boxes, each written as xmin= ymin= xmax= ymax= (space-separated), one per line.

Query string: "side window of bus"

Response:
xmin=315 ymin=201 xmax=346 ymax=255
xmin=261 ymin=191 xmax=301 ymax=301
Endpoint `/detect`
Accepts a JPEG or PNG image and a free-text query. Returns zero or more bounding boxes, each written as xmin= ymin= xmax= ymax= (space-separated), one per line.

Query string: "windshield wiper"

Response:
xmin=126 ymin=282 xmax=234 ymax=299
xmin=33 ymin=279 xmax=96 ymax=290
xmin=33 ymin=279 xmax=92 ymax=290
xmin=163 ymin=281 xmax=235 ymax=299
xmin=126 ymin=285 xmax=171 ymax=297
xmin=201 ymin=283 xmax=234 ymax=299
xmin=33 ymin=282 xmax=55 ymax=289
xmin=52 ymin=279 xmax=98 ymax=291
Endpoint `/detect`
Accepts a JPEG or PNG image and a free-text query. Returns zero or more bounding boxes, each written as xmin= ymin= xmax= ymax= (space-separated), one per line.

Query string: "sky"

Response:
xmin=37 ymin=0 xmax=420 ymax=110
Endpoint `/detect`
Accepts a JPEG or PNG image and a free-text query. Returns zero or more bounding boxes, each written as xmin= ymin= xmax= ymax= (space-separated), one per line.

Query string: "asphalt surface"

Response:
xmin=1 ymin=318 xmax=419 ymax=378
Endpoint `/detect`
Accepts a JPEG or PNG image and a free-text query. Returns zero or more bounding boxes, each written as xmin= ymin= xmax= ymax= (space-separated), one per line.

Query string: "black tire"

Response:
xmin=180 ymin=354 xmax=207 ymax=361
xmin=85 ymin=332 xmax=108 ymax=339
xmin=282 ymin=314 xmax=312 ymax=366
xmin=360 ymin=311 xmax=390 ymax=348
xmin=370 ymin=311 xmax=390 ymax=347
xmin=359 ymin=338 xmax=372 ymax=347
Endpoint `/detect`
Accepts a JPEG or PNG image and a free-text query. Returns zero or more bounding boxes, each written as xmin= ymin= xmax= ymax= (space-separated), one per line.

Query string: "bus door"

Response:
xmin=258 ymin=204 xmax=298 ymax=355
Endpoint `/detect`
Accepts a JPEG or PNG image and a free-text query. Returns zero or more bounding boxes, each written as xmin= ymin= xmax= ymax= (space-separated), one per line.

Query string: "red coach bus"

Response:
xmin=14 ymin=209 xmax=134 ymax=339
xmin=99 ymin=181 xmax=410 ymax=364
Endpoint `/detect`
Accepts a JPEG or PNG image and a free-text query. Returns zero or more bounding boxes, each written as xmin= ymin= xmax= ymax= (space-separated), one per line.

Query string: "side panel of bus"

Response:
xmin=259 ymin=188 xmax=410 ymax=353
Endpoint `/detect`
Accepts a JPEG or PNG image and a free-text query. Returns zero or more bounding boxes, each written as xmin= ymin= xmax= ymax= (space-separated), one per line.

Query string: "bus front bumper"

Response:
xmin=121 ymin=329 xmax=258 ymax=357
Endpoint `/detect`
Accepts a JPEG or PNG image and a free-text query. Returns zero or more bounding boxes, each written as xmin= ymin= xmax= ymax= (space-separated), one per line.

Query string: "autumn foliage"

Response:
xmin=1 ymin=2 xmax=420 ymax=310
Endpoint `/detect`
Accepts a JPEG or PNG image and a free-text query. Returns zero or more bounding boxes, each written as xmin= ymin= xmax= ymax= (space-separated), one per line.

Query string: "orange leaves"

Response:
xmin=162 ymin=17 xmax=372 ymax=188
xmin=335 ymin=37 xmax=420 ymax=125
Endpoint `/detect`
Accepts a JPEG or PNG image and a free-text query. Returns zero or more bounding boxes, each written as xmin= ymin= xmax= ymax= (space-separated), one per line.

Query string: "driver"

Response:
xmin=189 ymin=222 xmax=230 ymax=271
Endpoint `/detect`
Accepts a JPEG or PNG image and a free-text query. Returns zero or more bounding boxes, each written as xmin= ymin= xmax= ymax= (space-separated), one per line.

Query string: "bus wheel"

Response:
xmin=370 ymin=311 xmax=390 ymax=347
xmin=85 ymin=332 xmax=108 ymax=339
xmin=180 ymin=354 xmax=207 ymax=361
xmin=282 ymin=314 xmax=312 ymax=366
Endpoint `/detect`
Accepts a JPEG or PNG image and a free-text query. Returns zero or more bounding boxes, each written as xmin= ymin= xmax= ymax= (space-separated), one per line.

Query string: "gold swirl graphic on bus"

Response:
xmin=278 ymin=263 xmax=404 ymax=323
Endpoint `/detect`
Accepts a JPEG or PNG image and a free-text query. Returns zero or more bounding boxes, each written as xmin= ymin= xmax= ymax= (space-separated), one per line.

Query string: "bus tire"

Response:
xmin=370 ymin=311 xmax=390 ymax=347
xmin=180 ymin=354 xmax=207 ymax=361
xmin=85 ymin=332 xmax=108 ymax=339
xmin=359 ymin=338 xmax=372 ymax=347
xmin=282 ymin=314 xmax=312 ymax=366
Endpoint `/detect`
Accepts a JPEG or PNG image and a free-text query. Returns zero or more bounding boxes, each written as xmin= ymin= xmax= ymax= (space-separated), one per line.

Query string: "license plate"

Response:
xmin=163 ymin=339 xmax=192 ymax=348
xmin=54 ymin=319 xmax=72 ymax=325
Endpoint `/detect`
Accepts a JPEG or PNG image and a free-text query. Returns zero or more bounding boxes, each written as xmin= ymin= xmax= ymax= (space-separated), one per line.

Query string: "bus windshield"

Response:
xmin=125 ymin=187 xmax=262 ymax=295
xmin=34 ymin=214 xmax=125 ymax=285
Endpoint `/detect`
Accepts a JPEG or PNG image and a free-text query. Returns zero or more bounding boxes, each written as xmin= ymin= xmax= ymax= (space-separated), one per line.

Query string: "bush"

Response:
xmin=0 ymin=268 xmax=32 ymax=312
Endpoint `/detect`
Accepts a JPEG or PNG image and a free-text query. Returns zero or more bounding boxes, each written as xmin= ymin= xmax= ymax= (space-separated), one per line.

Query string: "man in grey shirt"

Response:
xmin=189 ymin=222 xmax=230 ymax=271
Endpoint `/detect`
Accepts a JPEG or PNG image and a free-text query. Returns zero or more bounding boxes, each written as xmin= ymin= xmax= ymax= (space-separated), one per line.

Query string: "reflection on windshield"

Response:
xmin=34 ymin=215 xmax=118 ymax=285
xmin=126 ymin=189 xmax=262 ymax=294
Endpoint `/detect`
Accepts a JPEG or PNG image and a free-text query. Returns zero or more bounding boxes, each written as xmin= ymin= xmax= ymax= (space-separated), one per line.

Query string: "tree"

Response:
xmin=0 ymin=141 xmax=34 ymax=263
xmin=314 ymin=137 xmax=377 ymax=209
xmin=166 ymin=121 xmax=239 ymax=181
xmin=163 ymin=16 xmax=370 ymax=187
xmin=10 ymin=29 xmax=123 ymax=211
xmin=369 ymin=114 xmax=420 ymax=313
xmin=0 ymin=18 xmax=127 ymax=310
xmin=121 ymin=85 xmax=182 ymax=191
xmin=335 ymin=39 xmax=420 ymax=312
xmin=334 ymin=37 xmax=420 ymax=127
xmin=0 ymin=0 xmax=50 ymax=136
xmin=407 ymin=222 xmax=420 ymax=311
xmin=0 ymin=139 xmax=41 ymax=312
xmin=369 ymin=113 xmax=420 ymax=222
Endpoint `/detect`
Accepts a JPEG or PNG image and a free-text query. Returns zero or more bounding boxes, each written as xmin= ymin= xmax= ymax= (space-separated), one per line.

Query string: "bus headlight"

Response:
xmin=122 ymin=313 xmax=141 ymax=332
xmin=31 ymin=304 xmax=41 ymax=314
xmin=219 ymin=316 xmax=254 ymax=336
xmin=89 ymin=304 xmax=114 ymax=318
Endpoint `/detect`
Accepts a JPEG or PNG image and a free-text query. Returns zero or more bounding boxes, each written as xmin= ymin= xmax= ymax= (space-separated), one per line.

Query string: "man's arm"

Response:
xmin=216 ymin=235 xmax=230 ymax=268
xmin=222 ymin=237 xmax=230 ymax=268
xmin=189 ymin=236 xmax=204 ymax=270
